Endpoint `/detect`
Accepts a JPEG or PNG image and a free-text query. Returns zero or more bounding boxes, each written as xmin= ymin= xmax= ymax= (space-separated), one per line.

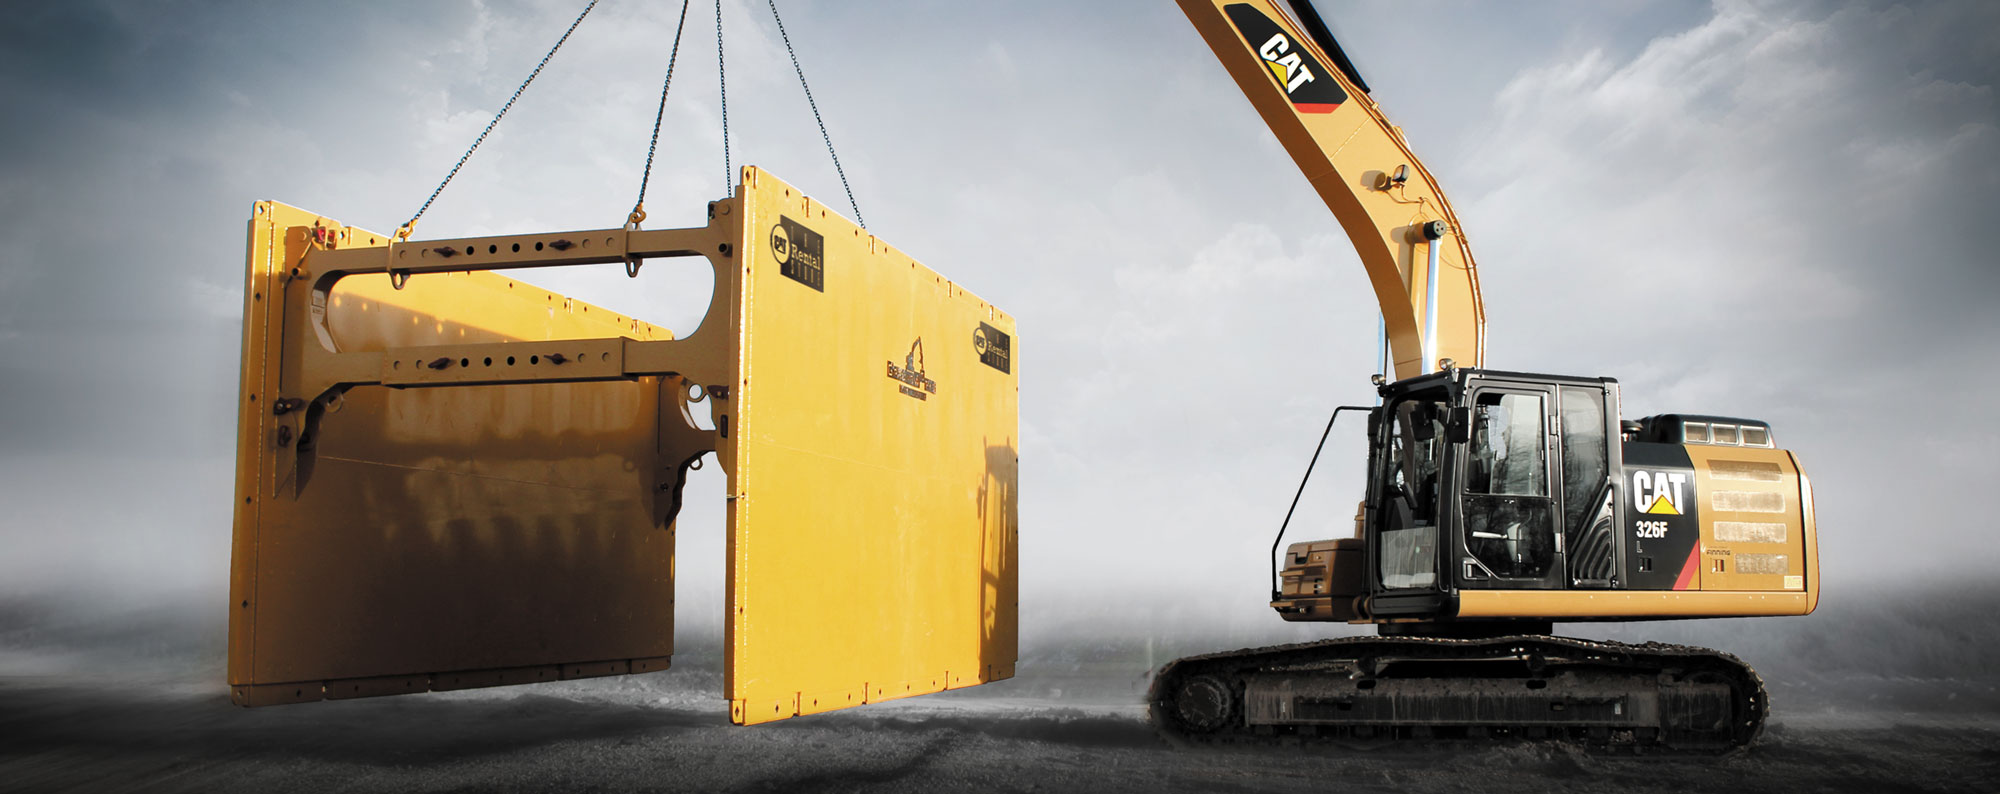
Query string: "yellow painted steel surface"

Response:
xmin=724 ymin=170 xmax=1019 ymax=725
xmin=230 ymin=203 xmax=679 ymax=705
xmin=1455 ymin=590 xmax=1816 ymax=619
xmin=229 ymin=168 xmax=1018 ymax=722
xmin=1684 ymin=446 xmax=1817 ymax=597
xmin=1179 ymin=0 xmax=1484 ymax=378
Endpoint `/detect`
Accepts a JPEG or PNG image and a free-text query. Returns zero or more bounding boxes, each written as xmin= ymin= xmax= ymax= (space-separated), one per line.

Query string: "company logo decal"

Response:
xmin=1632 ymin=470 xmax=1688 ymax=516
xmin=974 ymin=322 xmax=1011 ymax=374
xmin=887 ymin=338 xmax=938 ymax=401
xmin=771 ymin=215 xmax=824 ymax=291
xmin=1222 ymin=4 xmax=1349 ymax=114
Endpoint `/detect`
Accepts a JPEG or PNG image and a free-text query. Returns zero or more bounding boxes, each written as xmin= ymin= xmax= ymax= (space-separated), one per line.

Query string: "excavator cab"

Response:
xmin=1274 ymin=366 xmax=1816 ymax=630
xmin=1363 ymin=370 xmax=1613 ymax=627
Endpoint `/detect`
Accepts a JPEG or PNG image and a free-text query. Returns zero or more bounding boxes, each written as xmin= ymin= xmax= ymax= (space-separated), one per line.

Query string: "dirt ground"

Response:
xmin=4 ymin=667 xmax=1997 ymax=794
xmin=7 ymin=585 xmax=2000 ymax=793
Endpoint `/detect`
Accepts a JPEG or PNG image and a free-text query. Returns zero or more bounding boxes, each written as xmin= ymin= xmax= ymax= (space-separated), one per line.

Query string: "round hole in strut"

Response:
xmin=507 ymin=356 xmax=515 ymax=365
xmin=464 ymin=246 xmax=474 ymax=256
xmin=483 ymin=357 xmax=492 ymax=367
xmin=488 ymin=245 xmax=497 ymax=254
xmin=535 ymin=241 xmax=545 ymax=251
xmin=530 ymin=355 xmax=540 ymax=364
xmin=460 ymin=358 xmax=469 ymax=368
xmin=511 ymin=243 xmax=520 ymax=252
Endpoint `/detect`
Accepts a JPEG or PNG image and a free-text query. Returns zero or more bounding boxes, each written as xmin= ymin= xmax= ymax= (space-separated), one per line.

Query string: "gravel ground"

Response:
xmin=3 ymin=667 xmax=1997 ymax=794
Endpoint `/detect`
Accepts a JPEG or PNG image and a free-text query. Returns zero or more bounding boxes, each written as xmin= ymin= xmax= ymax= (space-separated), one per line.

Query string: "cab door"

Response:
xmin=1456 ymin=385 xmax=1563 ymax=590
xmin=1557 ymin=385 xmax=1620 ymax=587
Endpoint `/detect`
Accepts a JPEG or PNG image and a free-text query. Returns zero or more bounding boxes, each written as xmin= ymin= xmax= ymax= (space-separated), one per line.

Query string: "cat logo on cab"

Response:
xmin=1632 ymin=470 xmax=1688 ymax=516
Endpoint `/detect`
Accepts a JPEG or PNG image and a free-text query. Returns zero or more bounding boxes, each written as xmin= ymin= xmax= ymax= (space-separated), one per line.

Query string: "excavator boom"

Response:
xmin=1178 ymin=0 xmax=1484 ymax=379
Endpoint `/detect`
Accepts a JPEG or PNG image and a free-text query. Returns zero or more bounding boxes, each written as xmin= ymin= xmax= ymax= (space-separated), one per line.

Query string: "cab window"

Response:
xmin=1378 ymin=395 xmax=1445 ymax=589
xmin=1463 ymin=391 xmax=1556 ymax=579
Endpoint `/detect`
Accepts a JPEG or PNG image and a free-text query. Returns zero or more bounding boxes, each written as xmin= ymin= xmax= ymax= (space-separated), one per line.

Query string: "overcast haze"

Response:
xmin=1 ymin=0 xmax=1996 ymax=647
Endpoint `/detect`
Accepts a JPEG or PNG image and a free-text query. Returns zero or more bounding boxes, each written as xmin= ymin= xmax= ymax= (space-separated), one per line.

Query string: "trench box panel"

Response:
xmin=228 ymin=202 xmax=679 ymax=704
xmin=725 ymin=172 xmax=1019 ymax=724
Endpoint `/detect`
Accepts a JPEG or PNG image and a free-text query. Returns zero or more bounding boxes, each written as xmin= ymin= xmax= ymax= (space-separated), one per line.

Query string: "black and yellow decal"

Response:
xmin=1222 ymin=3 xmax=1349 ymax=114
xmin=770 ymin=215 xmax=825 ymax=291
xmin=1621 ymin=443 xmax=1703 ymax=590
xmin=974 ymin=322 xmax=1011 ymax=374
xmin=887 ymin=338 xmax=937 ymax=401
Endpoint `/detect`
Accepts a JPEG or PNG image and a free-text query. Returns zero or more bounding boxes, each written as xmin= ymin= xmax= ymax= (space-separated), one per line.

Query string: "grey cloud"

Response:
xmin=0 ymin=1 xmax=1995 ymax=630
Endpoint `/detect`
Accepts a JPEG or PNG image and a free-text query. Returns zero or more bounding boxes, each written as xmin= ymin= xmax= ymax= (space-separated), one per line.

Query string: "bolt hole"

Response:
xmin=483 ymin=357 xmax=492 ymax=367
xmin=530 ymin=355 xmax=540 ymax=365
xmin=488 ymin=244 xmax=497 ymax=254
xmin=507 ymin=356 xmax=516 ymax=365
xmin=460 ymin=358 xmax=469 ymax=368
xmin=535 ymin=241 xmax=545 ymax=251
xmin=512 ymin=243 xmax=520 ymax=252
xmin=240 ymin=600 xmax=248 ymax=608
xmin=464 ymin=246 xmax=474 ymax=256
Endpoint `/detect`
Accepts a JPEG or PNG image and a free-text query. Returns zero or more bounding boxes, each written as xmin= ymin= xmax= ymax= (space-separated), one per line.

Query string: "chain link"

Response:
xmin=398 ymin=0 xmax=600 ymax=240
xmin=716 ymin=0 xmax=731 ymax=197
xmin=767 ymin=0 xmax=863 ymax=228
xmin=631 ymin=0 xmax=694 ymax=226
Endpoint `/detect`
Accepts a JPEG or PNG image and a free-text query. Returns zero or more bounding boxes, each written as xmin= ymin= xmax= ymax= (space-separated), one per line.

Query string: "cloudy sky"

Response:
xmin=1 ymin=0 xmax=1995 ymax=638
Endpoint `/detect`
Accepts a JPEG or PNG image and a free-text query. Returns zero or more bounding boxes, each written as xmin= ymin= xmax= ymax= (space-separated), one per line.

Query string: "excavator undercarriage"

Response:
xmin=1150 ymin=634 xmax=1765 ymax=754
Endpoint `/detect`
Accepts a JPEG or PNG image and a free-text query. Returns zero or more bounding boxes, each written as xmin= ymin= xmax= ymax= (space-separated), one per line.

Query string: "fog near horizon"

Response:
xmin=1 ymin=0 xmax=1997 ymax=653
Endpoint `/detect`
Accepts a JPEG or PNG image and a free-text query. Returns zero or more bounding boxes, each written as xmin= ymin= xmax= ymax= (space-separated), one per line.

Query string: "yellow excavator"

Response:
xmin=1153 ymin=0 xmax=1819 ymax=752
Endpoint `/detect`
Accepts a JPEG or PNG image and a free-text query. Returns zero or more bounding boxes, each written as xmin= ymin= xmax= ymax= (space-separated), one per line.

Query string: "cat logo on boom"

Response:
xmin=1222 ymin=4 xmax=1349 ymax=114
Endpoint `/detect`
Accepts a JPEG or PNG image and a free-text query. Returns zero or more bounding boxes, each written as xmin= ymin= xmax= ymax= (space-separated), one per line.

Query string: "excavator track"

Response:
xmin=1149 ymin=635 xmax=1766 ymax=755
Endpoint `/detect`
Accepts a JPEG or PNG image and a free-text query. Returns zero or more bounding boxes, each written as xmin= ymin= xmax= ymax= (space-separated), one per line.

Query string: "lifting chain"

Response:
xmin=397 ymin=0 xmax=601 ymax=241
xmin=716 ymin=0 xmax=731 ymax=198
xmin=764 ymin=0 xmax=860 ymax=229
xmin=767 ymin=0 xmax=864 ymax=228
xmin=394 ymin=0 xmax=863 ymax=243
xmin=630 ymin=0 xmax=694 ymax=228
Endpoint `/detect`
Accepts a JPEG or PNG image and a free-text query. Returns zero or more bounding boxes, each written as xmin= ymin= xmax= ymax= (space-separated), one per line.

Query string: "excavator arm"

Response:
xmin=1178 ymin=0 xmax=1484 ymax=379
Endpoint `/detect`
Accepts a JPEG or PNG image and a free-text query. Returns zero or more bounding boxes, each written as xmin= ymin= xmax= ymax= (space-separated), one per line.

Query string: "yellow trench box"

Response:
xmin=228 ymin=167 xmax=1019 ymax=724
